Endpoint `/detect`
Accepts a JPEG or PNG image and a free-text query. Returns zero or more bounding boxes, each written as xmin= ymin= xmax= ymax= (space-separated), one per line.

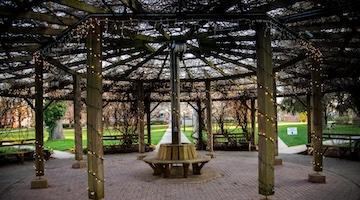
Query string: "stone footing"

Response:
xmin=72 ymin=160 xmax=87 ymax=169
xmin=308 ymin=172 xmax=326 ymax=183
xmin=137 ymin=153 xmax=147 ymax=160
xmin=30 ymin=177 xmax=48 ymax=189
xmin=274 ymin=157 xmax=283 ymax=166
xmin=206 ymin=152 xmax=215 ymax=158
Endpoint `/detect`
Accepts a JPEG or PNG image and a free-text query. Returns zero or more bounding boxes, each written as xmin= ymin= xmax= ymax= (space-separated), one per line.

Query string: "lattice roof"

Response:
xmin=0 ymin=0 xmax=359 ymax=101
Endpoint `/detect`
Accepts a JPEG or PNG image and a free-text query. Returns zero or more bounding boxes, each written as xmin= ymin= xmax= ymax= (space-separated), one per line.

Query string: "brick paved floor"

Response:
xmin=0 ymin=151 xmax=359 ymax=200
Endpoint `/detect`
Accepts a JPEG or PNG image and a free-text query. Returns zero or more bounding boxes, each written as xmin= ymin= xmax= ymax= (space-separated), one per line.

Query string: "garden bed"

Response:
xmin=84 ymin=144 xmax=155 ymax=154
xmin=0 ymin=147 xmax=52 ymax=165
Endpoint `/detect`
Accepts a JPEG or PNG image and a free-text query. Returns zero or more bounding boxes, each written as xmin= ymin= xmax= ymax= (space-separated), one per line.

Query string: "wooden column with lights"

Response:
xmin=256 ymin=22 xmax=275 ymax=196
xmin=170 ymin=42 xmax=181 ymax=145
xmin=86 ymin=18 xmax=104 ymax=199
xmin=308 ymin=64 xmax=326 ymax=183
xmin=205 ymin=80 xmax=214 ymax=157
xmin=196 ymin=99 xmax=204 ymax=150
xmin=30 ymin=56 xmax=48 ymax=189
xmin=306 ymin=94 xmax=312 ymax=144
xmin=250 ymin=98 xmax=256 ymax=149
xmin=137 ymin=81 xmax=146 ymax=159
xmin=273 ymin=77 xmax=282 ymax=165
xmin=72 ymin=74 xmax=86 ymax=169
xmin=145 ymin=98 xmax=151 ymax=145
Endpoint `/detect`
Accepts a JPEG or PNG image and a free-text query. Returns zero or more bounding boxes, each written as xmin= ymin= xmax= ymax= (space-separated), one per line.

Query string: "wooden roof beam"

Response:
xmin=245 ymin=0 xmax=298 ymax=13
xmin=53 ymin=0 xmax=108 ymax=13
xmin=6 ymin=26 xmax=63 ymax=36
xmin=118 ymin=44 xmax=168 ymax=78
xmin=0 ymin=8 xmax=76 ymax=26
xmin=0 ymin=56 xmax=32 ymax=64
xmin=43 ymin=56 xmax=82 ymax=77
xmin=189 ymin=44 xmax=257 ymax=72
xmin=120 ymin=0 xmax=170 ymax=40
xmin=103 ymin=51 xmax=149 ymax=71
xmin=0 ymin=44 xmax=41 ymax=53
xmin=190 ymin=49 xmax=227 ymax=77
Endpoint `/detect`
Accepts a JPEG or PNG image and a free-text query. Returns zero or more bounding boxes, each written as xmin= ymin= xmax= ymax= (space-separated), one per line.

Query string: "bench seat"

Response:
xmin=143 ymin=156 xmax=211 ymax=178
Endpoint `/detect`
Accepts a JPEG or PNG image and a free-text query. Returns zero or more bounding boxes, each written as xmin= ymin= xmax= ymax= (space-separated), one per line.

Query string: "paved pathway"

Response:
xmin=278 ymin=137 xmax=307 ymax=154
xmin=15 ymin=145 xmax=74 ymax=159
xmin=155 ymin=126 xmax=191 ymax=151
xmin=0 ymin=151 xmax=359 ymax=200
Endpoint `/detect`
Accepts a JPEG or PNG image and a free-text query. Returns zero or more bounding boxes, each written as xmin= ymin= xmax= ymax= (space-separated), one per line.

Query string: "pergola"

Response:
xmin=1 ymin=0 xmax=359 ymax=199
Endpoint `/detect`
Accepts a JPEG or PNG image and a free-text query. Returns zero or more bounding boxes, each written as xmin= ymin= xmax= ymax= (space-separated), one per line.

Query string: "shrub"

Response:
xmin=44 ymin=101 xmax=67 ymax=137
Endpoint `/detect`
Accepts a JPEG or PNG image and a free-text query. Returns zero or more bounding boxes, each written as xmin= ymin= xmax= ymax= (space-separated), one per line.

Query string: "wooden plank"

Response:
xmin=273 ymin=78 xmax=278 ymax=156
xmin=170 ymin=42 xmax=181 ymax=145
xmin=120 ymin=0 xmax=145 ymax=12
xmin=306 ymin=94 xmax=312 ymax=144
xmin=0 ymin=9 xmax=76 ymax=25
xmin=34 ymin=56 xmax=45 ymax=177
xmin=0 ymin=45 xmax=41 ymax=53
xmin=196 ymin=99 xmax=204 ymax=149
xmin=311 ymin=65 xmax=323 ymax=172
xmin=250 ymin=98 xmax=256 ymax=146
xmin=256 ymin=22 xmax=275 ymax=196
xmin=205 ymin=80 xmax=213 ymax=153
xmin=54 ymin=0 xmax=107 ymax=13
xmin=6 ymin=26 xmax=63 ymax=36
xmin=44 ymin=56 xmax=80 ymax=76
xmin=73 ymin=74 xmax=83 ymax=161
xmin=86 ymin=18 xmax=104 ymax=200
xmin=137 ymin=81 xmax=145 ymax=154
xmin=0 ymin=56 xmax=32 ymax=64
xmin=119 ymin=45 xmax=167 ymax=78
xmin=145 ymin=99 xmax=151 ymax=145
xmin=119 ymin=0 xmax=170 ymax=40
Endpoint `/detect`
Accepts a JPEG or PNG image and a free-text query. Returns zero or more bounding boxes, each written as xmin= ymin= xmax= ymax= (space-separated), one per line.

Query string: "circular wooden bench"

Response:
xmin=143 ymin=156 xmax=211 ymax=178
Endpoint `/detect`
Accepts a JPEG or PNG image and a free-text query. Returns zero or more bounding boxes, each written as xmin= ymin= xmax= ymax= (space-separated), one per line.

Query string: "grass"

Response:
xmin=323 ymin=124 xmax=360 ymax=135
xmin=1 ymin=123 xmax=360 ymax=151
xmin=0 ymin=146 xmax=33 ymax=154
xmin=277 ymin=122 xmax=308 ymax=147
xmin=0 ymin=125 xmax=168 ymax=152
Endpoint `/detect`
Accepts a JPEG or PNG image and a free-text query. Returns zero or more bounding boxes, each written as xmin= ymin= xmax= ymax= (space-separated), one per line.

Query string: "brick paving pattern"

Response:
xmin=0 ymin=151 xmax=359 ymax=200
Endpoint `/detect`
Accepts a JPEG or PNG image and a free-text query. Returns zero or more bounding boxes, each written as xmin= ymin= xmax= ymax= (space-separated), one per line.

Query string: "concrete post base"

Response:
xmin=274 ymin=157 xmax=283 ymax=166
xmin=72 ymin=160 xmax=87 ymax=169
xmin=308 ymin=172 xmax=326 ymax=183
xmin=137 ymin=153 xmax=147 ymax=160
xmin=206 ymin=152 xmax=215 ymax=158
xmin=30 ymin=177 xmax=48 ymax=189
xmin=260 ymin=196 xmax=273 ymax=200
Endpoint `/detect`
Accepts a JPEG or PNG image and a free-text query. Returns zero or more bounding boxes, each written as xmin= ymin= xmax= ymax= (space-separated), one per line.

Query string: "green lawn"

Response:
xmin=1 ymin=123 xmax=359 ymax=151
xmin=0 ymin=125 xmax=168 ymax=152
xmin=323 ymin=124 xmax=360 ymax=134
xmin=277 ymin=122 xmax=308 ymax=146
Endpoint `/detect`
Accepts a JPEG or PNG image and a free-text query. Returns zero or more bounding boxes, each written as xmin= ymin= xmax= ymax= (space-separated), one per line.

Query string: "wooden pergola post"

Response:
xmin=72 ymin=74 xmax=86 ymax=169
xmin=170 ymin=41 xmax=181 ymax=145
xmin=273 ymin=77 xmax=282 ymax=165
xmin=308 ymin=64 xmax=326 ymax=183
xmin=256 ymin=22 xmax=275 ymax=196
xmin=30 ymin=56 xmax=48 ymax=189
xmin=137 ymin=81 xmax=146 ymax=159
xmin=196 ymin=99 xmax=204 ymax=150
xmin=205 ymin=80 xmax=214 ymax=157
xmin=250 ymin=98 xmax=256 ymax=148
xmin=145 ymin=98 xmax=151 ymax=145
xmin=86 ymin=18 xmax=104 ymax=199
xmin=306 ymin=94 xmax=312 ymax=144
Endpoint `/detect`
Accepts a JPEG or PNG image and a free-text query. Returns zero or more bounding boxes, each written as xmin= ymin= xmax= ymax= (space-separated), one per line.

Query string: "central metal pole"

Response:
xmin=170 ymin=42 xmax=185 ymax=145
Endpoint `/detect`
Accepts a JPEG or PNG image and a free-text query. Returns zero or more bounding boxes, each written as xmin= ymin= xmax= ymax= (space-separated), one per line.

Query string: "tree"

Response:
xmin=44 ymin=101 xmax=67 ymax=140
xmin=103 ymin=102 xmax=138 ymax=146
xmin=280 ymin=97 xmax=306 ymax=114
xmin=231 ymin=100 xmax=250 ymax=141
